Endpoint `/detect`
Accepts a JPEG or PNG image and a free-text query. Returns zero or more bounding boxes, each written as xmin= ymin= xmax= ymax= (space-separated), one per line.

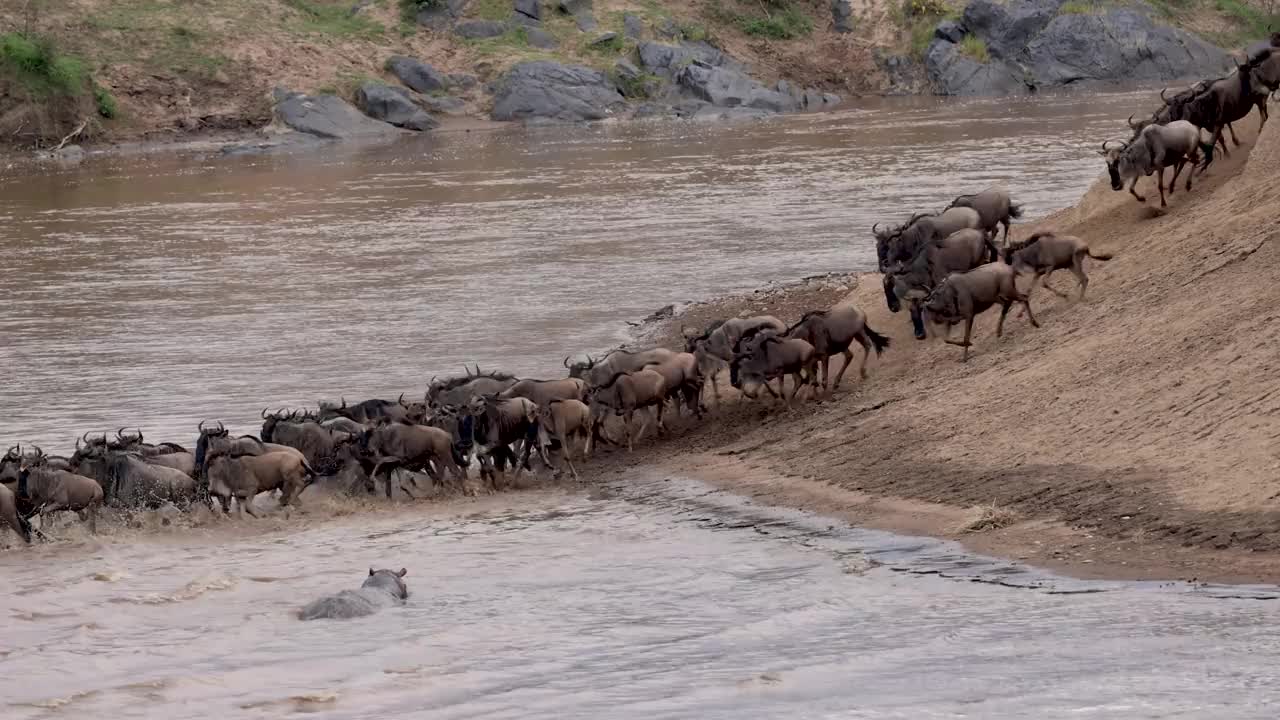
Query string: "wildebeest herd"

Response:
xmin=2 ymin=35 xmax=1277 ymax=547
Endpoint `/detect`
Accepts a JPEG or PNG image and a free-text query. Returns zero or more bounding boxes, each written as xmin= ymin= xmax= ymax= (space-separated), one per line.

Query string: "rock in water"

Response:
xmin=385 ymin=55 xmax=449 ymax=94
xmin=298 ymin=568 xmax=408 ymax=621
xmin=831 ymin=0 xmax=854 ymax=33
xmin=491 ymin=60 xmax=625 ymax=121
xmin=356 ymin=83 xmax=439 ymax=131
xmin=275 ymin=93 xmax=404 ymax=140
xmin=678 ymin=62 xmax=797 ymax=113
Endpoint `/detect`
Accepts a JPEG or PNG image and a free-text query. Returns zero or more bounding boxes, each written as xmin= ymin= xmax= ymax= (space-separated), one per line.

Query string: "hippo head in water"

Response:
xmin=363 ymin=568 xmax=409 ymax=599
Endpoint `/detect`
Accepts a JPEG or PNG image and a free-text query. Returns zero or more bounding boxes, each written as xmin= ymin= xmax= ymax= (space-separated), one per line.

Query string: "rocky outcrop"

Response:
xmin=385 ymin=56 xmax=448 ymax=94
xmin=678 ymin=62 xmax=798 ymax=112
xmin=355 ymin=83 xmax=438 ymax=131
xmin=526 ymin=27 xmax=558 ymax=48
xmin=638 ymin=40 xmax=746 ymax=79
xmin=455 ymin=19 xmax=508 ymax=38
xmin=491 ymin=61 xmax=625 ymax=121
xmin=514 ymin=0 xmax=541 ymax=22
xmin=831 ymin=0 xmax=854 ymax=33
xmin=275 ymin=92 xmax=403 ymax=140
xmin=557 ymin=0 xmax=596 ymax=31
xmin=925 ymin=0 xmax=1231 ymax=95
xmin=623 ymin=13 xmax=644 ymax=39
xmin=415 ymin=0 xmax=470 ymax=29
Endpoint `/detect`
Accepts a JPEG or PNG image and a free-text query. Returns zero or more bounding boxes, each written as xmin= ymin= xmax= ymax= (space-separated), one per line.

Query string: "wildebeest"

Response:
xmin=585 ymin=368 xmax=667 ymax=453
xmin=872 ymin=212 xmax=933 ymax=269
xmin=463 ymin=395 xmax=544 ymax=487
xmin=1004 ymin=232 xmax=1113 ymax=302
xmin=261 ymin=409 xmax=356 ymax=472
xmin=499 ymin=377 xmax=588 ymax=407
xmin=945 ymin=189 xmax=1023 ymax=246
xmin=784 ymin=306 xmax=890 ymax=391
xmin=321 ymin=416 xmax=367 ymax=434
xmin=685 ymin=316 xmax=786 ymax=406
xmin=877 ymin=206 xmax=983 ymax=273
xmin=358 ymin=421 xmax=466 ymax=498
xmin=886 ymin=227 xmax=995 ymax=339
xmin=427 ymin=369 xmax=518 ymax=409
xmin=923 ymin=262 xmax=1039 ymax=362
xmin=71 ymin=444 xmax=196 ymax=508
xmin=13 ymin=447 xmax=105 ymax=533
xmin=104 ymin=429 xmax=196 ymax=477
xmin=1100 ymin=120 xmax=1215 ymax=207
xmin=731 ymin=334 xmax=819 ymax=404
xmin=1184 ymin=57 xmax=1258 ymax=159
xmin=299 ymin=568 xmax=409 ymax=621
xmin=0 ymin=481 xmax=31 ymax=544
xmin=576 ymin=348 xmax=677 ymax=388
xmin=641 ymin=352 xmax=704 ymax=418
xmin=194 ymin=421 xmax=307 ymax=477
xmin=536 ymin=399 xmax=592 ymax=480
xmin=203 ymin=447 xmax=315 ymax=516
xmin=318 ymin=397 xmax=408 ymax=425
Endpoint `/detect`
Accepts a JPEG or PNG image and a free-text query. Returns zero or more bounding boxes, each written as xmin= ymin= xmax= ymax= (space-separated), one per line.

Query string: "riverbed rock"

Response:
xmin=415 ymin=0 xmax=470 ymax=29
xmin=456 ymin=19 xmax=509 ymax=38
xmin=491 ymin=60 xmax=625 ymax=121
xmin=525 ymin=26 xmax=559 ymax=47
xmin=276 ymin=93 xmax=404 ymax=140
xmin=678 ymin=62 xmax=797 ymax=113
xmin=385 ymin=55 xmax=448 ymax=94
xmin=623 ymin=13 xmax=644 ymax=39
xmin=514 ymin=0 xmax=541 ymax=22
xmin=926 ymin=0 xmax=1231 ymax=95
xmin=831 ymin=0 xmax=855 ymax=33
xmin=356 ymin=83 xmax=439 ymax=131
xmin=419 ymin=94 xmax=467 ymax=114
xmin=448 ymin=73 xmax=479 ymax=89
xmin=638 ymin=40 xmax=744 ymax=79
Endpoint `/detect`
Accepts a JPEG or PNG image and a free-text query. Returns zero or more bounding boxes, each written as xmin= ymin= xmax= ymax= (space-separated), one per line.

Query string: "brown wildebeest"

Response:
xmin=1004 ymin=232 xmax=1113 ymax=302
xmin=585 ymin=368 xmax=667 ymax=453
xmin=945 ymin=189 xmax=1023 ymax=246
xmin=463 ymin=395 xmax=544 ymax=489
xmin=923 ymin=262 xmax=1039 ymax=362
xmin=642 ymin=352 xmax=704 ymax=418
xmin=0 ymin=481 xmax=31 ymax=544
xmin=784 ymin=306 xmax=890 ymax=392
xmin=577 ymin=348 xmax=677 ymax=388
xmin=359 ymin=421 xmax=466 ymax=498
xmin=427 ymin=368 xmax=519 ymax=408
xmin=887 ymin=227 xmax=995 ymax=340
xmin=15 ymin=447 xmax=105 ymax=534
xmin=537 ymin=399 xmax=592 ymax=480
xmin=684 ymin=315 xmax=786 ymax=407
xmin=203 ymin=448 xmax=315 ymax=517
xmin=499 ymin=377 xmax=587 ymax=406
xmin=71 ymin=444 xmax=196 ymax=509
xmin=731 ymin=334 xmax=820 ymax=405
xmin=878 ymin=206 xmax=983 ymax=273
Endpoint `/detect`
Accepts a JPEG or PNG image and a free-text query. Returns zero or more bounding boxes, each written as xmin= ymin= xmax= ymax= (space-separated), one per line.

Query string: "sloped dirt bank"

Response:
xmin=600 ymin=113 xmax=1280 ymax=584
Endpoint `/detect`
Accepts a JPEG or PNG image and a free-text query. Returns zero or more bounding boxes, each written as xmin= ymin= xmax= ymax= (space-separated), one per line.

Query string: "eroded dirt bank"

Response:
xmin=602 ymin=114 xmax=1280 ymax=585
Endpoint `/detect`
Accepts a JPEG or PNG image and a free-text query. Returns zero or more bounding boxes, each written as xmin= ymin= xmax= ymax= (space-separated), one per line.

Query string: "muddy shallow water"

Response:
xmin=2 ymin=92 xmax=1148 ymax=451
xmin=2 ymin=476 xmax=1278 ymax=719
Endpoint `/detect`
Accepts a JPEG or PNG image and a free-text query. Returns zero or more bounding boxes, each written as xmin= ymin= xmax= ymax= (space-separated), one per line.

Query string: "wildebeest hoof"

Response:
xmin=914 ymin=332 xmax=926 ymax=340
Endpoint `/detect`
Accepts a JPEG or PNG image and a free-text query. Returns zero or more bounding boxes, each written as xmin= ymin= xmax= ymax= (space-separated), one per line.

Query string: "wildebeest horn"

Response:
xmin=1160 ymin=87 xmax=1170 ymax=102
xmin=82 ymin=431 xmax=93 ymax=443
xmin=117 ymin=426 xmax=128 ymax=440
xmin=1126 ymin=113 xmax=1139 ymax=128
xmin=872 ymin=222 xmax=882 ymax=234
xmin=32 ymin=445 xmax=44 ymax=459
xmin=563 ymin=356 xmax=571 ymax=368
xmin=399 ymin=392 xmax=407 ymax=406
xmin=216 ymin=421 xmax=225 ymax=433
xmin=463 ymin=365 xmax=472 ymax=377
xmin=262 ymin=408 xmax=270 ymax=419
xmin=75 ymin=437 xmax=82 ymax=452
xmin=134 ymin=429 xmax=143 ymax=443
xmin=474 ymin=364 xmax=481 ymax=376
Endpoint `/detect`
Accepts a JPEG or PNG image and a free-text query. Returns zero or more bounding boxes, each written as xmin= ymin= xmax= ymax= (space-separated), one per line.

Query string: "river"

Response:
xmin=4 ymin=92 xmax=1144 ymax=451
xmin=9 ymin=93 xmax=1280 ymax=718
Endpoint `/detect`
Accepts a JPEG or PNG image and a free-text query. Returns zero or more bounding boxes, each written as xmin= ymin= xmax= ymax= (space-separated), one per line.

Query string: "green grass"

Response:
xmin=959 ymin=34 xmax=989 ymax=62
xmin=283 ymin=0 xmax=385 ymax=38
xmin=93 ymin=83 xmax=119 ymax=118
xmin=1058 ymin=0 xmax=1101 ymax=13
xmin=738 ymin=6 xmax=813 ymax=39
xmin=471 ymin=0 xmax=514 ymax=21
xmin=0 ymin=32 xmax=89 ymax=96
xmin=585 ymin=33 xmax=626 ymax=53
xmin=907 ymin=18 xmax=936 ymax=58
xmin=610 ymin=68 xmax=660 ymax=98
xmin=1214 ymin=0 xmax=1280 ymax=40
xmin=680 ymin=22 xmax=711 ymax=42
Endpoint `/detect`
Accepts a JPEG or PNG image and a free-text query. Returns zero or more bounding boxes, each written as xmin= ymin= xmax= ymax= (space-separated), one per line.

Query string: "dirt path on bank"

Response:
xmin=599 ymin=115 xmax=1280 ymax=584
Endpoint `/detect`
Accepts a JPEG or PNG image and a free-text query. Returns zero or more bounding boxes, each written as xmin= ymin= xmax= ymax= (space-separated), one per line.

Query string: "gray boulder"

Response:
xmin=822 ymin=92 xmax=842 ymax=106
xmin=526 ymin=26 xmax=559 ymax=48
xmin=623 ymin=13 xmax=644 ymax=39
xmin=491 ymin=60 xmax=625 ymax=121
xmin=419 ymin=94 xmax=467 ymax=114
xmin=385 ymin=55 xmax=448 ymax=94
xmin=678 ymin=62 xmax=797 ymax=112
xmin=276 ymin=93 xmax=404 ymax=139
xmin=514 ymin=0 xmax=541 ymax=21
xmin=557 ymin=0 xmax=596 ymax=30
xmin=356 ymin=83 xmax=439 ymax=131
xmin=591 ymin=31 xmax=618 ymax=46
xmin=638 ymin=40 xmax=744 ymax=78
xmin=934 ymin=19 xmax=965 ymax=43
xmin=925 ymin=40 xmax=1030 ymax=95
xmin=832 ymin=0 xmax=855 ymax=33
xmin=656 ymin=17 xmax=680 ymax=39
xmin=456 ymin=19 xmax=509 ymax=38
xmin=448 ymin=73 xmax=479 ymax=89
xmin=416 ymin=0 xmax=470 ymax=29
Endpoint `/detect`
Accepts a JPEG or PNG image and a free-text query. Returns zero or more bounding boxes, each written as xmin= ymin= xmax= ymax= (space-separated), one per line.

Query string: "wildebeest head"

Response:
xmin=194 ymin=420 xmax=228 ymax=472
xmin=1098 ymin=140 xmax=1134 ymax=191
xmin=564 ymin=355 xmax=595 ymax=379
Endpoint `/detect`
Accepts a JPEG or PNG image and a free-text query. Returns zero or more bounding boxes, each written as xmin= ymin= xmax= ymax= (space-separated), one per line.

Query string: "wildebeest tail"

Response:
xmin=302 ymin=460 xmax=318 ymax=486
xmin=1008 ymin=202 xmax=1023 ymax=219
xmin=1086 ymin=248 xmax=1114 ymax=261
xmin=865 ymin=325 xmax=891 ymax=356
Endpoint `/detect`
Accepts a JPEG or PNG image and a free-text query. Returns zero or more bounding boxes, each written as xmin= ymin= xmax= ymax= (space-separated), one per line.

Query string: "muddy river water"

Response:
xmin=4 ymin=94 xmax=1280 ymax=717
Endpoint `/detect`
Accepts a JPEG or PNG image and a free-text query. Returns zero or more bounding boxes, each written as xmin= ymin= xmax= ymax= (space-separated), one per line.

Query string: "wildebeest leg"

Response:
xmin=1226 ymin=121 xmax=1239 ymax=146
xmin=1072 ymin=253 xmax=1089 ymax=299
xmin=624 ymin=410 xmax=635 ymax=453
xmin=1168 ymin=159 xmax=1185 ymax=197
xmin=944 ymin=318 xmax=974 ymax=349
xmin=834 ymin=347 xmax=858 ymax=389
xmin=909 ymin=301 xmax=926 ymax=340
xmin=1155 ymin=166 xmax=1168 ymax=208
xmin=1001 ymin=218 xmax=1011 ymax=246
xmin=961 ymin=316 xmax=975 ymax=362
xmin=1039 ymin=270 xmax=1069 ymax=299
xmin=239 ymin=493 xmax=258 ymax=517
xmin=1214 ymin=126 xmax=1230 ymax=158
xmin=1021 ymin=295 xmax=1040 ymax=327
xmin=1128 ymin=175 xmax=1145 ymax=203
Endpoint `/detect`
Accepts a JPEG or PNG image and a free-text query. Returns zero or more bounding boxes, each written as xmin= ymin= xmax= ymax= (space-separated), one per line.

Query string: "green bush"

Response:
xmin=93 ymin=84 xmax=118 ymax=118
xmin=0 ymin=32 xmax=89 ymax=96
xmin=739 ymin=6 xmax=813 ymax=39
xmin=284 ymin=0 xmax=385 ymax=37
xmin=959 ymin=34 xmax=989 ymax=62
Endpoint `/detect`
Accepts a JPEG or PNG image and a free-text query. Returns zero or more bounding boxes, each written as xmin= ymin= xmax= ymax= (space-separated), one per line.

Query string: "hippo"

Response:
xmin=298 ymin=568 xmax=408 ymax=621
